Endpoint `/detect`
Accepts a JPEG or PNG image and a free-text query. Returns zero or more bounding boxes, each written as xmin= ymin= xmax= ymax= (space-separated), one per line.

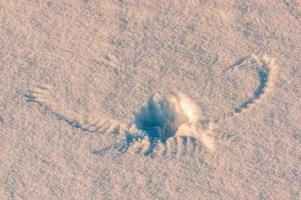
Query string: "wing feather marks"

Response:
xmin=25 ymin=85 xmax=126 ymax=134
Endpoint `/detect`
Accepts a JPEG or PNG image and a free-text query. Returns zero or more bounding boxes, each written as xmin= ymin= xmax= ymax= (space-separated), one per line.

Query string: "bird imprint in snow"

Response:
xmin=25 ymin=88 xmax=215 ymax=157
xmin=25 ymin=54 xmax=278 ymax=157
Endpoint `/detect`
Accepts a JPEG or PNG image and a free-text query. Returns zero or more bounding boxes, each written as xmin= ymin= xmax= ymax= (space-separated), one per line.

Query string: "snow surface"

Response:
xmin=1 ymin=0 xmax=301 ymax=199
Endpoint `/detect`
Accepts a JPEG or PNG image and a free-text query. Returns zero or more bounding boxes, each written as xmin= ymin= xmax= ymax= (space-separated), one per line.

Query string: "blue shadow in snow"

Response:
xmin=234 ymin=68 xmax=268 ymax=113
